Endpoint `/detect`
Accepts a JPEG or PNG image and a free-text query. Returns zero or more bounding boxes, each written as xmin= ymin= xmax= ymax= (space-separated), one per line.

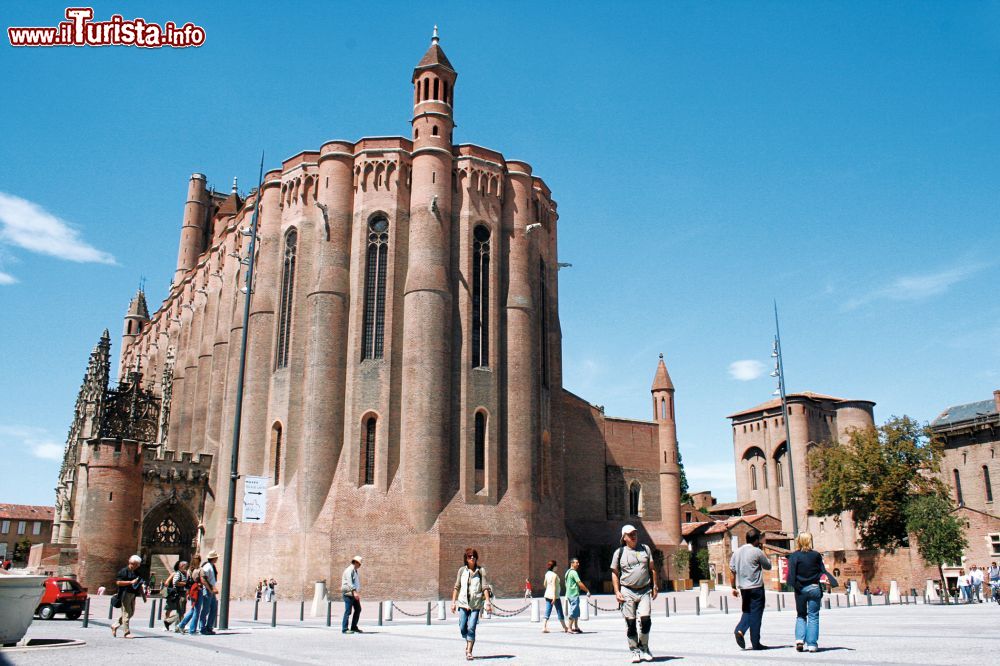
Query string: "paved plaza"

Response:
xmin=2 ymin=593 xmax=997 ymax=665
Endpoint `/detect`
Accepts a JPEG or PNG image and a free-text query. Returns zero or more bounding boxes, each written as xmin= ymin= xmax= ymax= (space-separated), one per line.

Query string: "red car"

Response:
xmin=35 ymin=577 xmax=88 ymax=620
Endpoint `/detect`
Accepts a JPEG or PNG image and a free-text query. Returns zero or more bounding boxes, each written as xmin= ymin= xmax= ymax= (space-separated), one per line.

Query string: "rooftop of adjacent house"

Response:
xmin=708 ymin=499 xmax=756 ymax=514
xmin=728 ymin=391 xmax=874 ymax=419
xmin=931 ymin=398 xmax=999 ymax=429
xmin=0 ymin=504 xmax=54 ymax=521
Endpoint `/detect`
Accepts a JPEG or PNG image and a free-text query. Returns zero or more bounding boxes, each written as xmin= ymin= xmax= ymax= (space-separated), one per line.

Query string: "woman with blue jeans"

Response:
xmin=178 ymin=568 xmax=203 ymax=635
xmin=451 ymin=548 xmax=492 ymax=661
xmin=787 ymin=533 xmax=838 ymax=653
xmin=542 ymin=559 xmax=568 ymax=633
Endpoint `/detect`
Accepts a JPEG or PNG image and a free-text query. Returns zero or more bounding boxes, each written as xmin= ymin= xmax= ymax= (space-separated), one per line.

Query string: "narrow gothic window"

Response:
xmin=660 ymin=398 xmax=666 ymax=420
xmin=474 ymin=411 xmax=486 ymax=471
xmin=539 ymin=260 xmax=549 ymax=388
xmin=629 ymin=482 xmax=642 ymax=517
xmin=750 ymin=465 xmax=757 ymax=491
xmin=270 ymin=423 xmax=282 ymax=486
xmin=362 ymin=217 xmax=389 ymax=360
xmin=777 ymin=460 xmax=784 ymax=487
xmin=954 ymin=469 xmax=963 ymax=505
xmin=472 ymin=226 xmax=490 ymax=367
xmin=275 ymin=229 xmax=297 ymax=369
xmin=433 ymin=77 xmax=439 ymax=100
xmin=984 ymin=466 xmax=993 ymax=502
xmin=763 ymin=462 xmax=769 ymax=489
xmin=363 ymin=417 xmax=376 ymax=486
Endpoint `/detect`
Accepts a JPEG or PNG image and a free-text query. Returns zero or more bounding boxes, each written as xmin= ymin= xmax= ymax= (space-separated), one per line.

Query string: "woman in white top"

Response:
xmin=542 ymin=559 xmax=568 ymax=633
xmin=451 ymin=548 xmax=492 ymax=661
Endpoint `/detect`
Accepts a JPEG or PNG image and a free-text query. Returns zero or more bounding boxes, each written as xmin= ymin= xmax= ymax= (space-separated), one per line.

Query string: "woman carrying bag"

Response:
xmin=451 ymin=548 xmax=493 ymax=661
xmin=787 ymin=532 xmax=838 ymax=653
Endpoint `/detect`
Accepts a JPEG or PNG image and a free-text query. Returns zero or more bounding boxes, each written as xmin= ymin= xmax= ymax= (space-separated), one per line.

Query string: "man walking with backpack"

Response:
xmin=730 ymin=528 xmax=771 ymax=651
xmin=611 ymin=524 xmax=659 ymax=663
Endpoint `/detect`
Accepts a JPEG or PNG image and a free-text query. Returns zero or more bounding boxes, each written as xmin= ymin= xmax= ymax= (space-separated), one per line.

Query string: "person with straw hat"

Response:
xmin=198 ymin=550 xmax=220 ymax=635
xmin=341 ymin=555 xmax=364 ymax=634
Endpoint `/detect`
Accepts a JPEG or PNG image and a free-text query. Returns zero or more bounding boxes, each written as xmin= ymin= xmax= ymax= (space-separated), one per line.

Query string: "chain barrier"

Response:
xmin=590 ymin=598 xmax=620 ymax=612
xmin=391 ymin=603 xmax=429 ymax=618
xmin=488 ymin=602 xmax=531 ymax=617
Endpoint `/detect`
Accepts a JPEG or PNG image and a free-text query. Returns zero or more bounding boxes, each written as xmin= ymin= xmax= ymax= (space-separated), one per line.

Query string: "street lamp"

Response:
xmin=771 ymin=301 xmax=800 ymax=537
xmin=218 ymin=154 xmax=264 ymax=629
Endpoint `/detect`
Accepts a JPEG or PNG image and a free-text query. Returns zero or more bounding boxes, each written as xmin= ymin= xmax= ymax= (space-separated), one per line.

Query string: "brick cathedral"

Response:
xmin=52 ymin=31 xmax=682 ymax=599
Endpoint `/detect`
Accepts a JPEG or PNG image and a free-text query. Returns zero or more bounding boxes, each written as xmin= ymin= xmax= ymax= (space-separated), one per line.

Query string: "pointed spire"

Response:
xmin=126 ymin=289 xmax=150 ymax=320
xmin=432 ymin=24 xmax=439 ymax=45
xmin=232 ymin=176 xmax=238 ymax=194
xmin=651 ymin=352 xmax=675 ymax=392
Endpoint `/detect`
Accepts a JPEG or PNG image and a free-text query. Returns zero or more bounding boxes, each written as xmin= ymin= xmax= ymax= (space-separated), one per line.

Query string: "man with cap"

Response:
xmin=341 ymin=555 xmax=364 ymax=634
xmin=199 ymin=550 xmax=220 ymax=635
xmin=611 ymin=524 xmax=659 ymax=663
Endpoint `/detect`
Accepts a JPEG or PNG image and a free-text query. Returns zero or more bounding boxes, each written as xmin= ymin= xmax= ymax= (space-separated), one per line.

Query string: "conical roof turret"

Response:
xmin=413 ymin=25 xmax=455 ymax=79
xmin=651 ymin=353 xmax=674 ymax=392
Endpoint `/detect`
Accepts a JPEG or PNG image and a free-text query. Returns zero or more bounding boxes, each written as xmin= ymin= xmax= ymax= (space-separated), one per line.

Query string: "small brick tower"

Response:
xmin=76 ymin=437 xmax=144 ymax=589
xmin=174 ymin=173 xmax=210 ymax=284
xmin=121 ymin=289 xmax=149 ymax=352
xmin=652 ymin=353 xmax=681 ymax=545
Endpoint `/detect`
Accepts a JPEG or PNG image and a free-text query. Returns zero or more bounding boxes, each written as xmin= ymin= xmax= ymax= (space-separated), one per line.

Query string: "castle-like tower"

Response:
xmin=59 ymin=30 xmax=682 ymax=598
xmin=652 ymin=354 xmax=681 ymax=546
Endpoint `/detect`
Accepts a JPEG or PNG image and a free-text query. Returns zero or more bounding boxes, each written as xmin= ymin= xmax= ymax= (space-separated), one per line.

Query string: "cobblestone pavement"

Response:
xmin=3 ymin=595 xmax=997 ymax=665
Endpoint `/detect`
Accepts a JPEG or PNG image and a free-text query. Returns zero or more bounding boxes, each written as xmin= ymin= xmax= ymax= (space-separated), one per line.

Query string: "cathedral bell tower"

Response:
xmin=399 ymin=27 xmax=458 ymax=532
xmin=652 ymin=354 xmax=681 ymax=545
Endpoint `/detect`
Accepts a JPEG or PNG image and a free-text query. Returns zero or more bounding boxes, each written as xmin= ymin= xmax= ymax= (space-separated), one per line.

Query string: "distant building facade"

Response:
xmin=0 ymin=504 xmax=54 ymax=563
xmin=931 ymin=389 xmax=1000 ymax=573
xmin=729 ymin=391 xmax=875 ymax=551
xmin=52 ymin=33 xmax=682 ymax=598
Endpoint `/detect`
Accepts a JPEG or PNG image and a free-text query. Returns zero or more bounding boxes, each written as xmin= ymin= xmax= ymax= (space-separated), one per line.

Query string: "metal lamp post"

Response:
xmin=219 ymin=154 xmax=264 ymax=629
xmin=771 ymin=302 xmax=800 ymax=537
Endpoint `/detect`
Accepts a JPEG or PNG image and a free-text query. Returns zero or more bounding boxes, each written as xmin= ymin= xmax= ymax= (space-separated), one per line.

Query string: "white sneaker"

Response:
xmin=806 ymin=645 xmax=818 ymax=653
xmin=630 ymin=649 xmax=642 ymax=663
xmin=640 ymin=647 xmax=654 ymax=661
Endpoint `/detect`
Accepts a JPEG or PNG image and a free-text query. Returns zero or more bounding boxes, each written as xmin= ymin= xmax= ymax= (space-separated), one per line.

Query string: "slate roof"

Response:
xmin=931 ymin=399 xmax=998 ymax=428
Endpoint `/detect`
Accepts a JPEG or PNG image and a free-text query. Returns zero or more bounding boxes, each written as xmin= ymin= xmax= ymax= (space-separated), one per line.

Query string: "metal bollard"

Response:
xmin=378 ymin=601 xmax=383 ymax=626
xmin=300 ymin=601 xmax=305 ymax=621
xmin=776 ymin=594 xmax=781 ymax=612
xmin=148 ymin=600 xmax=156 ymax=628
xmin=884 ymin=594 xmax=889 ymax=606
xmin=437 ymin=600 xmax=446 ymax=620
xmin=271 ymin=600 xmax=277 ymax=627
xmin=254 ymin=599 xmax=259 ymax=621
xmin=836 ymin=595 xmax=840 ymax=607
xmin=672 ymin=597 xmax=677 ymax=613
xmin=426 ymin=602 xmax=432 ymax=625
xmin=665 ymin=595 xmax=670 ymax=617
xmin=82 ymin=597 xmax=90 ymax=628
xmin=531 ymin=598 xmax=539 ymax=622
xmin=108 ymin=599 xmax=114 ymax=619
xmin=157 ymin=597 xmax=163 ymax=620
xmin=695 ymin=596 xmax=700 ymax=616
xmin=581 ymin=596 xmax=589 ymax=621
xmin=867 ymin=593 xmax=872 ymax=606
xmin=724 ymin=595 xmax=729 ymax=614
xmin=327 ymin=600 xmax=332 ymax=627
xmin=386 ymin=600 xmax=393 ymax=621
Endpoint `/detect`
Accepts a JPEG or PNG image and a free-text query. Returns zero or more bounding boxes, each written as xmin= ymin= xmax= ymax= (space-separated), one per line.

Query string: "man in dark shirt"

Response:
xmin=111 ymin=554 xmax=146 ymax=638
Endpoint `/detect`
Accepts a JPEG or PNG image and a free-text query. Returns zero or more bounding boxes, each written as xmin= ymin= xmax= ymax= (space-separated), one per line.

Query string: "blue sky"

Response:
xmin=1 ymin=1 xmax=998 ymax=505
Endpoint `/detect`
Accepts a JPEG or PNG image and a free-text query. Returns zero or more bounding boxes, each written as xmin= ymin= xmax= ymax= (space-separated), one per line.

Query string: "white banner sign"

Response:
xmin=243 ymin=475 xmax=269 ymax=523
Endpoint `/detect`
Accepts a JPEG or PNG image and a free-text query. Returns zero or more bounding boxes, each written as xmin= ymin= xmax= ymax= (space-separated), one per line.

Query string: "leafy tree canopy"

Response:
xmin=678 ymin=448 xmax=691 ymax=504
xmin=904 ymin=493 xmax=967 ymax=569
xmin=809 ymin=415 xmax=948 ymax=551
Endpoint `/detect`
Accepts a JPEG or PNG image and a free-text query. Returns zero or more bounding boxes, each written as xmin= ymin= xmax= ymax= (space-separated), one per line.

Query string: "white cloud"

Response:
xmin=0 ymin=192 xmax=116 ymax=264
xmin=842 ymin=264 xmax=988 ymax=311
xmin=728 ymin=359 xmax=766 ymax=381
xmin=0 ymin=425 xmax=64 ymax=461
xmin=0 ymin=270 xmax=16 ymax=284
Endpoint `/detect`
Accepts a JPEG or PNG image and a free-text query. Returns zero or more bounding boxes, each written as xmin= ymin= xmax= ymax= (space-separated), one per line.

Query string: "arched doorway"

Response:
xmin=140 ymin=493 xmax=198 ymax=590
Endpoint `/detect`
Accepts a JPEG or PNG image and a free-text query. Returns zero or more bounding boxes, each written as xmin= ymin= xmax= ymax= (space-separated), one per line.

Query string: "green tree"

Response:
xmin=809 ymin=415 xmax=947 ymax=551
xmin=904 ymin=493 xmax=968 ymax=604
xmin=12 ymin=538 xmax=32 ymax=563
xmin=693 ymin=549 xmax=711 ymax=582
xmin=678 ymin=448 xmax=691 ymax=504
